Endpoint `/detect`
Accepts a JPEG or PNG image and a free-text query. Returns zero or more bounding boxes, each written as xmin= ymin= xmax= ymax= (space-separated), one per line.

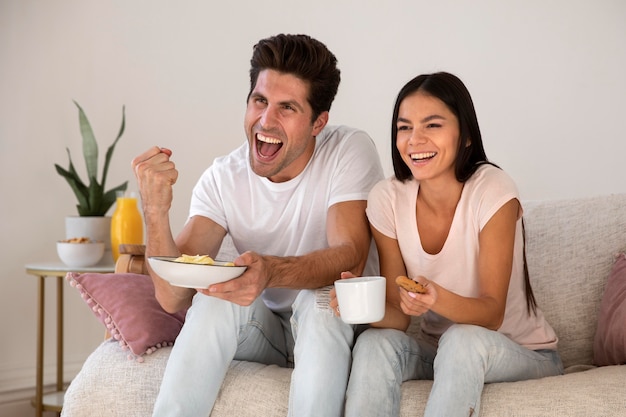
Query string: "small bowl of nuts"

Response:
xmin=57 ymin=237 xmax=105 ymax=268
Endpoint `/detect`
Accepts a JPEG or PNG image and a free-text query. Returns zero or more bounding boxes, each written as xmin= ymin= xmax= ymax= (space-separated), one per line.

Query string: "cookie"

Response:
xmin=395 ymin=275 xmax=427 ymax=294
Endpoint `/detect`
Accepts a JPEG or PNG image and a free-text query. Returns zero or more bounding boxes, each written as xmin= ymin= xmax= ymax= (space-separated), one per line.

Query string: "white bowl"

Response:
xmin=57 ymin=240 xmax=105 ymax=267
xmin=148 ymin=256 xmax=247 ymax=288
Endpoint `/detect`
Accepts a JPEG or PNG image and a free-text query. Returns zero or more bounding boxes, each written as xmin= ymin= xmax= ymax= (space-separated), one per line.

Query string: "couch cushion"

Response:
xmin=62 ymin=340 xmax=626 ymax=417
xmin=62 ymin=340 xmax=291 ymax=417
xmin=399 ymin=365 xmax=626 ymax=417
xmin=593 ymin=252 xmax=626 ymax=366
xmin=522 ymin=194 xmax=626 ymax=368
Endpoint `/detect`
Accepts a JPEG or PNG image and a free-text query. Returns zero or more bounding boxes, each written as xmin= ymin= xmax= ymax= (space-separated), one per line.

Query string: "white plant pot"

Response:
xmin=65 ymin=216 xmax=113 ymax=263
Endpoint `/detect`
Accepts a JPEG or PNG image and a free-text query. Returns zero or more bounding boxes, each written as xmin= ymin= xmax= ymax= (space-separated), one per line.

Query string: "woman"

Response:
xmin=341 ymin=72 xmax=563 ymax=417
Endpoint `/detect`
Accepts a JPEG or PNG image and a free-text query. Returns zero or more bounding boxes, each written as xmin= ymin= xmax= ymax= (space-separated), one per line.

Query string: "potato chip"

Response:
xmin=174 ymin=254 xmax=215 ymax=265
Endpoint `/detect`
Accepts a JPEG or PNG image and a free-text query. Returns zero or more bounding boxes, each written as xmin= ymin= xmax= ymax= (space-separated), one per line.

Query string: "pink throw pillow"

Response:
xmin=593 ymin=253 xmax=626 ymax=366
xmin=66 ymin=272 xmax=186 ymax=361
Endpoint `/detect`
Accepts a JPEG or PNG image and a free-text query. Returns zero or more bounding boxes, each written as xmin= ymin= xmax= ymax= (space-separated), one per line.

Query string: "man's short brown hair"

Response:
xmin=248 ymin=34 xmax=341 ymax=121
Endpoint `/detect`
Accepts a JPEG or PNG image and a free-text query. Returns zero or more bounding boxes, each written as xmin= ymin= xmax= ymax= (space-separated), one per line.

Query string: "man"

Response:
xmin=132 ymin=33 xmax=384 ymax=417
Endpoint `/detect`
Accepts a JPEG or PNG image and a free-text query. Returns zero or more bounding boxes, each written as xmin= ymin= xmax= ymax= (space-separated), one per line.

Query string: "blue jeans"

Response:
xmin=345 ymin=324 xmax=563 ymax=417
xmin=152 ymin=287 xmax=356 ymax=417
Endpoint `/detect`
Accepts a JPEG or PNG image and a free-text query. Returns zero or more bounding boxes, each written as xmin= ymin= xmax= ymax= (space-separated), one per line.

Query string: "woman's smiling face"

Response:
xmin=244 ymin=69 xmax=327 ymax=183
xmin=395 ymin=91 xmax=461 ymax=184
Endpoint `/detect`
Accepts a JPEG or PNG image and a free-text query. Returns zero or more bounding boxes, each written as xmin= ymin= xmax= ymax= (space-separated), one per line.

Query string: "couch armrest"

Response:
xmin=115 ymin=244 xmax=147 ymax=275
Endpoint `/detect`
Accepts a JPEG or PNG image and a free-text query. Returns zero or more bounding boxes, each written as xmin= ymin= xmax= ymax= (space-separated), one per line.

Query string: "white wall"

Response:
xmin=1 ymin=0 xmax=625 ymax=404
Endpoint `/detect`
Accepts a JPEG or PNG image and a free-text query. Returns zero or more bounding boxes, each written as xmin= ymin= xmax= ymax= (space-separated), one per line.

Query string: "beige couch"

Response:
xmin=62 ymin=194 xmax=626 ymax=417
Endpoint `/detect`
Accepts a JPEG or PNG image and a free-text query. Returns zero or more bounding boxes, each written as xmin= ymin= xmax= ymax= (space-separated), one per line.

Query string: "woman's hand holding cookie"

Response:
xmin=395 ymin=275 xmax=435 ymax=316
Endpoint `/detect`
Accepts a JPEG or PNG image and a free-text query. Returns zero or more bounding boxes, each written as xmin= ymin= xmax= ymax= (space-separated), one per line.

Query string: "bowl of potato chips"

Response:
xmin=148 ymin=254 xmax=246 ymax=288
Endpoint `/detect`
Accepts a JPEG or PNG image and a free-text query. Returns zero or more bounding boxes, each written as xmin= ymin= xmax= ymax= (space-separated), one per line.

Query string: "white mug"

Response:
xmin=334 ymin=276 xmax=386 ymax=324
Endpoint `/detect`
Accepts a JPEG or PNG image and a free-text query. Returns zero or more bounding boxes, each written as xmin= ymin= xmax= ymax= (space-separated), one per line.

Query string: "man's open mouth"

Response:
xmin=257 ymin=133 xmax=283 ymax=158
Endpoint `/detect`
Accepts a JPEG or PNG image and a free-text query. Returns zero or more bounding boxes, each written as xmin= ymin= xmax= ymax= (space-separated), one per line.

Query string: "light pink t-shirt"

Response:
xmin=367 ymin=164 xmax=558 ymax=350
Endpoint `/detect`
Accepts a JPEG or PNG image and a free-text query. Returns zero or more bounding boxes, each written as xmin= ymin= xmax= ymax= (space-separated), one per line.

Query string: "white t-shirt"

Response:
xmin=367 ymin=164 xmax=558 ymax=350
xmin=189 ymin=125 xmax=384 ymax=311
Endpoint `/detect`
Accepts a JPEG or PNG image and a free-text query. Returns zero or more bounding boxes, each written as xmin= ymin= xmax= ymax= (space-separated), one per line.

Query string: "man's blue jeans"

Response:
xmin=152 ymin=287 xmax=355 ymax=417
xmin=345 ymin=324 xmax=563 ymax=417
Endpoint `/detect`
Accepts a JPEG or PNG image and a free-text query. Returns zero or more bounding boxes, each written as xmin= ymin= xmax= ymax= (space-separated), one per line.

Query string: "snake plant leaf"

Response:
xmin=87 ymin=178 xmax=104 ymax=215
xmin=54 ymin=162 xmax=90 ymax=214
xmin=59 ymin=148 xmax=88 ymax=190
xmin=74 ymin=101 xmax=99 ymax=183
xmin=101 ymin=105 xmax=126 ymax=189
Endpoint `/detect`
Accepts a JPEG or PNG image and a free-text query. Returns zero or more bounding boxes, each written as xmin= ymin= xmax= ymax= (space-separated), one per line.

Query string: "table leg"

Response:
xmin=56 ymin=276 xmax=64 ymax=392
xmin=35 ymin=276 xmax=44 ymax=417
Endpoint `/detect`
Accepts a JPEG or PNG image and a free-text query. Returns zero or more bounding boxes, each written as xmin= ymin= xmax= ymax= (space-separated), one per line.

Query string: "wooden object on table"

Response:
xmin=115 ymin=244 xmax=147 ymax=274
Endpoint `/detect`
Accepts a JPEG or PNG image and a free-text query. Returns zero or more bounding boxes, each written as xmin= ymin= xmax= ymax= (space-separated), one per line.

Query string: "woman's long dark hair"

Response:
xmin=391 ymin=72 xmax=537 ymax=315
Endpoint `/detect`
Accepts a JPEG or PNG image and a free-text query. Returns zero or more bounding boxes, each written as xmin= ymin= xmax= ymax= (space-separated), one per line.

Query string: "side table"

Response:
xmin=25 ymin=260 xmax=115 ymax=417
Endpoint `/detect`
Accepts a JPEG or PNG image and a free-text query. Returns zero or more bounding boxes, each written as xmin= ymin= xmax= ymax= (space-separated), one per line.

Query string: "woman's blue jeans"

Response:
xmin=345 ymin=324 xmax=563 ymax=417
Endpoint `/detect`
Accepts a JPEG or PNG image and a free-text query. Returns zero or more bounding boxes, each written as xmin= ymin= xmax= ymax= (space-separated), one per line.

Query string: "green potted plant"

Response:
xmin=55 ymin=101 xmax=128 ymax=254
